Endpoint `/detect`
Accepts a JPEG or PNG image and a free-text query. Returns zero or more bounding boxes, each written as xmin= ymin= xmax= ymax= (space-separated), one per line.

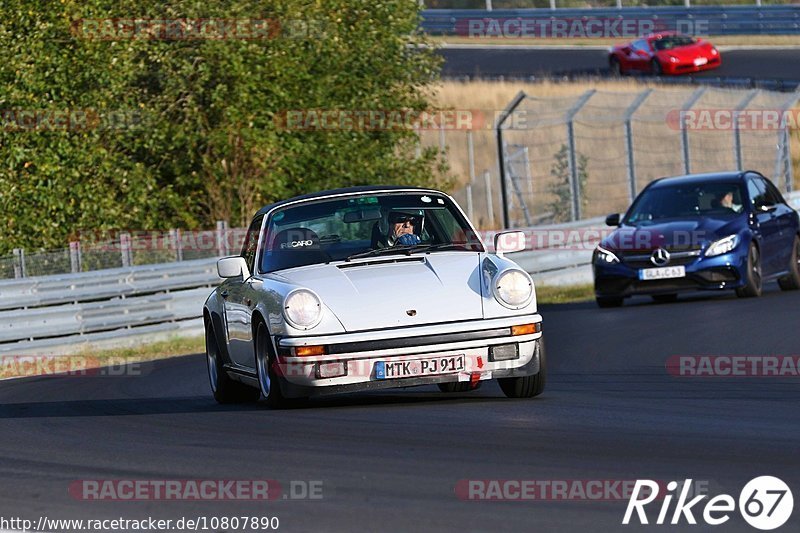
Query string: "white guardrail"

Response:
xmin=1 ymin=191 xmax=797 ymax=354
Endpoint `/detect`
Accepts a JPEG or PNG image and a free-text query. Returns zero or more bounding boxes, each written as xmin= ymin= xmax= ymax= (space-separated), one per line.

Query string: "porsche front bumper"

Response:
xmin=273 ymin=315 xmax=543 ymax=398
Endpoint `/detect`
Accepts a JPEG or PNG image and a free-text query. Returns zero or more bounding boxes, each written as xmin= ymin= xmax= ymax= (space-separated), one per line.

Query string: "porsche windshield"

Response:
xmin=624 ymin=182 xmax=746 ymax=226
xmin=259 ymin=192 xmax=484 ymax=273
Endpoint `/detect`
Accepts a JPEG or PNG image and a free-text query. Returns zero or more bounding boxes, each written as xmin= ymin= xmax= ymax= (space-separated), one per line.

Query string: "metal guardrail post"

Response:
xmin=495 ymin=91 xmax=527 ymax=229
xmin=120 ymin=232 xmax=132 ymax=267
xmin=623 ymin=89 xmax=653 ymax=203
xmin=216 ymin=221 xmax=230 ymax=257
xmin=733 ymin=90 xmax=760 ymax=171
xmin=680 ymin=87 xmax=707 ymax=175
xmin=69 ymin=241 xmax=82 ymax=273
xmin=484 ymin=170 xmax=495 ymax=228
xmin=170 ymin=229 xmax=184 ymax=262
xmin=12 ymin=248 xmax=26 ymax=279
xmin=565 ymin=90 xmax=596 ymax=222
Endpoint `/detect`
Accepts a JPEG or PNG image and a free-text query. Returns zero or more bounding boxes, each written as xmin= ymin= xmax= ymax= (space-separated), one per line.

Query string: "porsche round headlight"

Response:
xmin=283 ymin=289 xmax=323 ymax=329
xmin=493 ymin=270 xmax=533 ymax=308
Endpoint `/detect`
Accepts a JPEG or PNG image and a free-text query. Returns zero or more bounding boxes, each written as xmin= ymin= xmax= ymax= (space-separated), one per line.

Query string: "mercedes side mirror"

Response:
xmin=605 ymin=213 xmax=621 ymax=227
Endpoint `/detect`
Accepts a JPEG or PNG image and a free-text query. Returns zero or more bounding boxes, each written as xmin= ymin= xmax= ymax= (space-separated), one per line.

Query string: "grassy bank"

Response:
xmin=536 ymin=283 xmax=595 ymax=304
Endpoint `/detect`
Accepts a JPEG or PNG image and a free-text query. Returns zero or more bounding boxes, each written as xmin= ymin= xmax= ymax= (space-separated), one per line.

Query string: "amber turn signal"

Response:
xmin=511 ymin=323 xmax=540 ymax=336
xmin=293 ymin=345 xmax=327 ymax=357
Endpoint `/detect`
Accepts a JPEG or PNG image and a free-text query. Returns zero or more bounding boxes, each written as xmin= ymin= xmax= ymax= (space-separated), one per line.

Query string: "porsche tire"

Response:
xmin=255 ymin=321 xmax=289 ymax=408
xmin=206 ymin=321 xmax=260 ymax=404
xmin=498 ymin=339 xmax=546 ymax=399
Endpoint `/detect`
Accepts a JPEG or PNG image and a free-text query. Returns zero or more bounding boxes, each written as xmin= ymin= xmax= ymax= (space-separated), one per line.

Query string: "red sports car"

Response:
xmin=609 ymin=32 xmax=721 ymax=76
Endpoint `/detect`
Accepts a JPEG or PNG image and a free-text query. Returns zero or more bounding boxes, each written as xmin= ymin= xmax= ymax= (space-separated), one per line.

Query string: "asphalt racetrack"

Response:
xmin=439 ymin=47 xmax=800 ymax=85
xmin=2 ymin=287 xmax=799 ymax=532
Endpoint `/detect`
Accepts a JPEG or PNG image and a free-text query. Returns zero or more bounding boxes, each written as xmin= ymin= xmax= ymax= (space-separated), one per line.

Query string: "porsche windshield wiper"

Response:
xmin=345 ymin=243 xmax=470 ymax=262
xmin=405 ymin=243 xmax=470 ymax=254
xmin=344 ymin=247 xmax=409 ymax=262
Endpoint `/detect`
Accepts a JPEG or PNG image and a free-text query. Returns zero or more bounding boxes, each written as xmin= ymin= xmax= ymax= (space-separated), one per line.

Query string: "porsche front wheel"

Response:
xmin=255 ymin=321 xmax=288 ymax=408
xmin=498 ymin=339 xmax=546 ymax=399
xmin=206 ymin=322 xmax=260 ymax=404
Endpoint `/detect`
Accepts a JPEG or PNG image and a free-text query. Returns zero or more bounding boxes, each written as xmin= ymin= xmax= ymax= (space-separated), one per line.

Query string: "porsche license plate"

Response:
xmin=694 ymin=57 xmax=708 ymax=66
xmin=639 ymin=266 xmax=686 ymax=280
xmin=375 ymin=355 xmax=465 ymax=380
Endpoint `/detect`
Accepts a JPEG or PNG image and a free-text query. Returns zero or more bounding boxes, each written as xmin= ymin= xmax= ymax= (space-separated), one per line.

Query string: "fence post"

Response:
xmin=216 ymin=220 xmax=230 ymax=257
xmin=466 ymin=183 xmax=474 ymax=220
xmin=119 ymin=232 xmax=132 ymax=267
xmin=623 ymin=89 xmax=653 ymax=202
xmin=170 ymin=229 xmax=184 ymax=262
xmin=484 ymin=170 xmax=495 ymax=228
xmin=496 ymin=91 xmax=527 ymax=229
xmin=550 ymin=0 xmax=556 ymax=9
xmin=680 ymin=87 xmax=707 ymax=175
xmin=69 ymin=241 xmax=82 ymax=273
xmin=733 ymin=90 xmax=760 ymax=171
xmin=565 ymin=90 xmax=596 ymax=222
xmin=485 ymin=0 xmax=493 ymax=10
xmin=12 ymin=248 xmax=26 ymax=279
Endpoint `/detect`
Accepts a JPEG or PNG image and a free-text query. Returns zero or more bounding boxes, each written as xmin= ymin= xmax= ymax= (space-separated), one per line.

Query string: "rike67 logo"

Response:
xmin=623 ymin=477 xmax=793 ymax=530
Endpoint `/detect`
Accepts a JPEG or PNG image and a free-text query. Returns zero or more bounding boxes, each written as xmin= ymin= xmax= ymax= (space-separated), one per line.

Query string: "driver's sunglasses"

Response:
xmin=393 ymin=216 xmax=416 ymax=225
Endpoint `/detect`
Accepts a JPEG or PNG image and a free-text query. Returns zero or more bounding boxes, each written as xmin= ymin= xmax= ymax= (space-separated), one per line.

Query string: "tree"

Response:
xmin=0 ymin=0 xmax=445 ymax=253
xmin=547 ymin=144 xmax=589 ymax=223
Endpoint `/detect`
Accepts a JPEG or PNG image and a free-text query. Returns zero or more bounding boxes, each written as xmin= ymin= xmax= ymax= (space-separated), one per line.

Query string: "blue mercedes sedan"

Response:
xmin=593 ymin=171 xmax=800 ymax=307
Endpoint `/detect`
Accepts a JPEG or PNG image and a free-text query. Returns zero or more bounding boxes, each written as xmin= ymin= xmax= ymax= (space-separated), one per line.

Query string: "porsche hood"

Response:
xmin=275 ymin=253 xmax=484 ymax=332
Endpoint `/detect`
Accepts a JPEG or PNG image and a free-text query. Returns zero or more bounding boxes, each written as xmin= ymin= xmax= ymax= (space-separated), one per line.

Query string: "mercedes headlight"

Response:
xmin=493 ymin=270 xmax=533 ymax=308
xmin=705 ymin=235 xmax=739 ymax=257
xmin=283 ymin=289 xmax=323 ymax=329
xmin=594 ymin=245 xmax=620 ymax=264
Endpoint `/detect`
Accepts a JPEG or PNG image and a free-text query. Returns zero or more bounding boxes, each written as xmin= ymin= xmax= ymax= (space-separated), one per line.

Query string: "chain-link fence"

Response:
xmin=0 ymin=224 xmax=248 ymax=281
xmin=436 ymin=86 xmax=799 ymax=229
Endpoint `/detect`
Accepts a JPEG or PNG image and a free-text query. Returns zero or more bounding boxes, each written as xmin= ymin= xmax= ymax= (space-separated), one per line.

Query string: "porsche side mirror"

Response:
xmin=217 ymin=256 xmax=250 ymax=279
xmin=605 ymin=213 xmax=621 ymax=227
xmin=494 ymin=231 xmax=526 ymax=257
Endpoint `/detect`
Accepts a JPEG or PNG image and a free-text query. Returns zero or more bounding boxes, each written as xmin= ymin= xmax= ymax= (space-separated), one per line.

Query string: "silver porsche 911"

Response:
xmin=203 ymin=186 xmax=545 ymax=406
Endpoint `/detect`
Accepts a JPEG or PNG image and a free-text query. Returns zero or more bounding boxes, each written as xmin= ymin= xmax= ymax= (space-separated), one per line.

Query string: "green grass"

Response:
xmin=73 ymin=335 xmax=206 ymax=361
xmin=536 ymin=283 xmax=595 ymax=304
